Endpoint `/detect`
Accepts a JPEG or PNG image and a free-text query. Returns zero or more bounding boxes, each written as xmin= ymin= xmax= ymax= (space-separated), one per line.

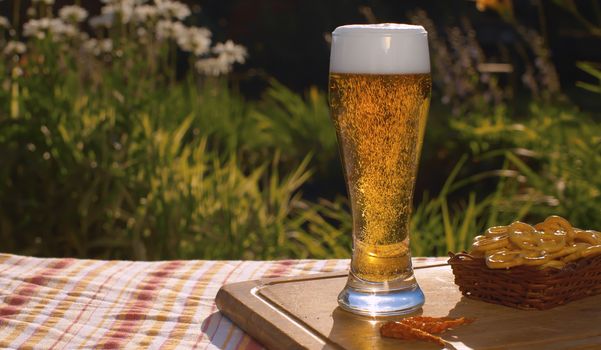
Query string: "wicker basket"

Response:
xmin=448 ymin=252 xmax=601 ymax=310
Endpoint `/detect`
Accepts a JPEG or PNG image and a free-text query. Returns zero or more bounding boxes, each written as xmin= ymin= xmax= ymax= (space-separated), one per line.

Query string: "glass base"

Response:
xmin=337 ymin=272 xmax=425 ymax=316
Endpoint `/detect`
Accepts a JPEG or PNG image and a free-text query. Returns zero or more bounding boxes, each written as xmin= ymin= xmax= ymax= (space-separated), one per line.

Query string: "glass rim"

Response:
xmin=332 ymin=23 xmax=427 ymax=37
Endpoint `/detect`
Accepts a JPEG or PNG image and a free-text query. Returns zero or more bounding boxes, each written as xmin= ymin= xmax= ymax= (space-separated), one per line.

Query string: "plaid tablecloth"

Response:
xmin=0 ymin=253 xmax=445 ymax=349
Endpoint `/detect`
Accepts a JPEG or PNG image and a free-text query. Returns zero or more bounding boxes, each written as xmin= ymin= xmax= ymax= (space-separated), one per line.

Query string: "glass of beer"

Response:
xmin=329 ymin=24 xmax=431 ymax=316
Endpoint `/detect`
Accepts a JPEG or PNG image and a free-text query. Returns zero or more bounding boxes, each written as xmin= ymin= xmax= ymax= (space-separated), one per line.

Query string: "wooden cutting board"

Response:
xmin=215 ymin=263 xmax=601 ymax=349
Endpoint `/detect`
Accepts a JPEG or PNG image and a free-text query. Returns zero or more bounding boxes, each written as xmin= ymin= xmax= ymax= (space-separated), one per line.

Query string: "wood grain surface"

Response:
xmin=215 ymin=263 xmax=601 ymax=349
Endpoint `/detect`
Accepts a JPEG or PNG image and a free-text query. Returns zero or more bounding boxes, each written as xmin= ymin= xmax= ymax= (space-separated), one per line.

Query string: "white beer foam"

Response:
xmin=330 ymin=23 xmax=430 ymax=74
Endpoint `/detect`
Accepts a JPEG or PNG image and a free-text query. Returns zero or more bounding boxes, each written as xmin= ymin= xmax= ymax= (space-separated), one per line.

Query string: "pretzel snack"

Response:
xmin=469 ymin=216 xmax=601 ymax=269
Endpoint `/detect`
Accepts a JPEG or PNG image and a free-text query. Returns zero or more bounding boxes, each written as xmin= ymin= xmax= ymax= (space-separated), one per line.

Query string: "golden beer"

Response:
xmin=329 ymin=73 xmax=431 ymax=282
xmin=330 ymin=23 xmax=430 ymax=315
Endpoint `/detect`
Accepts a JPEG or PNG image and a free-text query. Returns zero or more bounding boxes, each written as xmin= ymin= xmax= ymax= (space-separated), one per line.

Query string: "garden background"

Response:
xmin=1 ymin=0 xmax=600 ymax=260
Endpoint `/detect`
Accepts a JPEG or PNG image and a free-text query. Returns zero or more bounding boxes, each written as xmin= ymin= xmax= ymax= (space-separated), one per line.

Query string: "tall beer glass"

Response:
xmin=329 ymin=24 xmax=431 ymax=316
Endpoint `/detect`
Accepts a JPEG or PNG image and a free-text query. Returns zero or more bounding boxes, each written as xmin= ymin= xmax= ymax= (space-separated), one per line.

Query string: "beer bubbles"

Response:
xmin=330 ymin=24 xmax=431 ymax=315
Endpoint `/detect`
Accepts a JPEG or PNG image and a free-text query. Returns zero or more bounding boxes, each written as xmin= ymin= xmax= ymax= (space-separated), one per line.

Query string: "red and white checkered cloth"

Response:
xmin=0 ymin=253 xmax=445 ymax=349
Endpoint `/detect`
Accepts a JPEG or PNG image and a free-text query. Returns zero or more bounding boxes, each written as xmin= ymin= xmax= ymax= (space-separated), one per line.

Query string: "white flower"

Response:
xmin=101 ymin=0 xmax=136 ymax=24
xmin=3 ymin=41 xmax=26 ymax=56
xmin=136 ymin=27 xmax=148 ymax=37
xmin=23 ymin=20 xmax=41 ymax=39
xmin=52 ymin=22 xmax=79 ymax=39
xmin=48 ymin=19 xmax=78 ymax=39
xmin=213 ymin=40 xmax=247 ymax=64
xmin=195 ymin=56 xmax=231 ymax=76
xmin=99 ymin=39 xmax=114 ymax=53
xmin=157 ymin=0 xmax=191 ymax=20
xmin=24 ymin=18 xmax=79 ymax=41
xmin=59 ymin=5 xmax=88 ymax=23
xmin=133 ymin=5 xmax=159 ymax=23
xmin=101 ymin=0 xmax=144 ymax=4
xmin=23 ymin=18 xmax=51 ymax=39
xmin=83 ymin=38 xmax=113 ymax=56
xmin=155 ymin=20 xmax=172 ymax=39
xmin=155 ymin=20 xmax=186 ymax=40
xmin=82 ymin=38 xmax=98 ymax=53
xmin=176 ymin=26 xmax=211 ymax=56
xmin=0 ymin=16 xmax=10 ymax=29
xmin=89 ymin=14 xmax=114 ymax=28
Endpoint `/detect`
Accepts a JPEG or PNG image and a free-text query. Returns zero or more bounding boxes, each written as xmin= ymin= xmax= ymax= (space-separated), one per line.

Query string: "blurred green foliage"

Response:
xmin=0 ymin=68 xmax=352 ymax=259
xmin=0 ymin=1 xmax=349 ymax=260
xmin=1 ymin=0 xmax=600 ymax=259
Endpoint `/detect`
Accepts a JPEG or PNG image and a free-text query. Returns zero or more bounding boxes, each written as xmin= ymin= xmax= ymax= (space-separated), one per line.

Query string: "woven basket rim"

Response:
xmin=449 ymin=251 xmax=601 ymax=272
